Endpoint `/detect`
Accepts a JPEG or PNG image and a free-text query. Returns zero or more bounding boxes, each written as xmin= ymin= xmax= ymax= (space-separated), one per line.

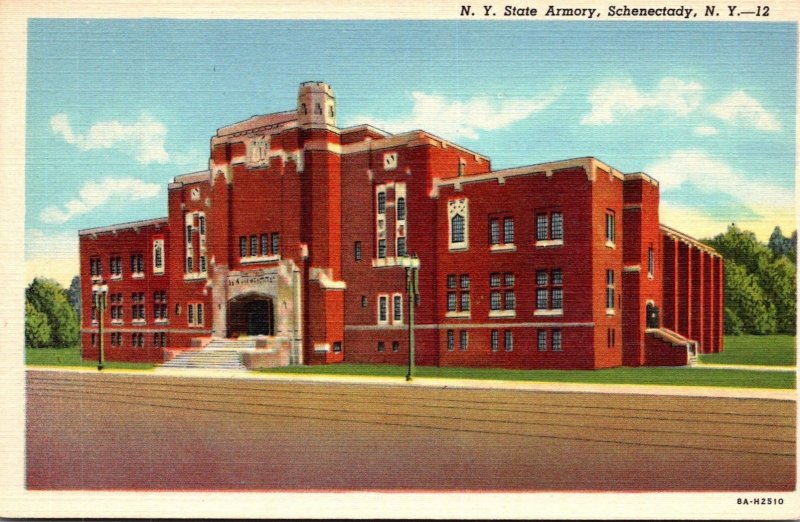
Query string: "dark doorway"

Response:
xmin=227 ymin=295 xmax=274 ymax=337
xmin=646 ymin=302 xmax=660 ymax=329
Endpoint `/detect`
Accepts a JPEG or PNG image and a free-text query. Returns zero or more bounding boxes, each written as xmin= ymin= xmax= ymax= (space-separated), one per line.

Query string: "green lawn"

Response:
xmin=259 ymin=363 xmax=794 ymax=389
xmin=25 ymin=346 xmax=155 ymax=370
xmin=699 ymin=335 xmax=796 ymax=366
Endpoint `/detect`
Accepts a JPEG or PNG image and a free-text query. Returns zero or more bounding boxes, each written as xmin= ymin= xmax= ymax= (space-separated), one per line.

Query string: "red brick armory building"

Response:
xmin=79 ymin=82 xmax=723 ymax=370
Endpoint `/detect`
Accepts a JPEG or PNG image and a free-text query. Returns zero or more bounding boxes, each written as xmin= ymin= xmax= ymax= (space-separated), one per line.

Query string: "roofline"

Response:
xmin=624 ymin=171 xmax=659 ymax=187
xmin=172 ymin=170 xmax=211 ymax=185
xmin=660 ymin=224 xmax=720 ymax=257
xmin=339 ymin=124 xmax=393 ymax=137
xmin=79 ymin=217 xmax=168 ymax=236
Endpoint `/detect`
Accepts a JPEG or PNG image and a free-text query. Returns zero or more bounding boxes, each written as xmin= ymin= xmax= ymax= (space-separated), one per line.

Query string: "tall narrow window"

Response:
xmin=378 ymin=295 xmax=388 ymax=323
xmin=606 ymin=270 xmax=615 ymax=310
xmin=354 ymin=241 xmax=362 ymax=261
xmin=489 ymin=218 xmax=500 ymax=245
xmin=186 ymin=224 xmax=192 ymax=244
xmin=397 ymin=197 xmax=406 ymax=220
xmin=261 ymin=234 xmax=269 ymax=256
xmin=378 ymin=239 xmax=386 ymax=259
xmin=393 ymin=294 xmax=402 ymax=323
xmin=491 ymin=330 xmax=499 ymax=352
xmin=250 ymin=235 xmax=257 ymax=257
xmin=605 ymin=211 xmax=616 ymax=244
xmin=552 ymin=330 xmax=563 ymax=351
xmin=536 ymin=214 xmax=548 ymax=241
xmin=197 ymin=304 xmax=204 ymax=325
xmin=271 ymin=233 xmax=280 ymax=255
xmin=551 ymin=270 xmax=563 ymax=310
xmin=199 ymin=255 xmax=207 ymax=273
xmin=447 ymin=330 xmax=454 ymax=351
xmin=551 ymin=212 xmax=563 ymax=240
xmin=451 ymin=215 xmax=465 ymax=244
xmin=397 ymin=237 xmax=407 ymax=257
xmin=648 ymin=245 xmax=655 ymax=277
xmin=239 ymin=236 xmax=247 ymax=258
xmin=504 ymin=330 xmax=513 ymax=352
xmin=377 ymin=192 xmax=386 ymax=214
xmin=459 ymin=330 xmax=468 ymax=351
xmin=536 ymin=270 xmax=549 ymax=310
xmin=188 ymin=304 xmax=194 ymax=325
xmin=503 ymin=217 xmax=514 ymax=244
xmin=199 ymin=216 xmax=206 ymax=235
xmin=538 ymin=330 xmax=547 ymax=351
xmin=153 ymin=240 xmax=164 ymax=273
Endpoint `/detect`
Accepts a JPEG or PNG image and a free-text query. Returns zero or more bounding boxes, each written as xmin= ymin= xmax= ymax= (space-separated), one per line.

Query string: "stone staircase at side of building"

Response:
xmin=161 ymin=339 xmax=256 ymax=370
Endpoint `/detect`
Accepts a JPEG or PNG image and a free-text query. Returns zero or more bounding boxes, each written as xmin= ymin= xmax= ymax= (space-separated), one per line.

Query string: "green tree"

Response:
xmin=25 ymin=301 xmax=51 ymax=348
xmin=758 ymin=256 xmax=796 ymax=334
xmin=26 ymin=278 xmax=79 ymax=347
xmin=767 ymin=226 xmax=792 ymax=258
xmin=67 ymin=275 xmax=81 ymax=322
xmin=723 ymin=262 xmax=776 ymax=335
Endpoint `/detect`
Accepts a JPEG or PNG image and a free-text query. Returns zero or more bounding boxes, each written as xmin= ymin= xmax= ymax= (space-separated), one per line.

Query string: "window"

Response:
xmin=451 ymin=214 xmax=465 ymax=244
xmin=447 ymin=275 xmax=457 ymax=289
xmin=392 ymin=341 xmax=400 ymax=353
xmin=186 ymin=224 xmax=192 ymax=244
xmin=261 ymin=234 xmax=269 ymax=256
xmin=504 ymin=217 xmax=514 ymax=244
xmin=538 ymin=330 xmax=547 ymax=351
xmin=536 ymin=269 xmax=563 ymax=312
xmin=200 ymin=256 xmax=206 ymax=273
xmin=271 ymin=233 xmax=280 ymax=256
xmin=607 ymin=328 xmax=616 ymax=348
xmin=378 ymin=341 xmax=385 ymax=352
xmin=551 ymin=212 xmax=563 ymax=240
xmin=240 ymin=236 xmax=247 ymax=258
xmin=397 ymin=237 xmax=407 ymax=257
xmin=361 ymin=295 xmax=367 ymax=308
xmin=378 ymin=239 xmax=386 ymax=259
xmin=397 ymin=197 xmax=406 ymax=220
xmin=605 ymin=211 xmax=616 ymax=244
xmin=504 ymin=330 xmax=513 ymax=352
xmin=648 ymin=245 xmax=655 ymax=277
xmin=491 ymin=330 xmax=499 ymax=352
xmin=188 ymin=304 xmax=194 ymax=325
xmin=447 ymin=330 xmax=454 ymax=351
xmin=536 ymin=271 xmax=549 ymax=310
xmin=378 ymin=295 xmax=388 ymax=323
xmin=489 ymin=218 xmax=500 ymax=245
xmin=447 ymin=292 xmax=457 ymax=312
xmin=131 ymin=254 xmax=144 ymax=275
xmin=460 ymin=275 xmax=470 ymax=289
xmin=197 ymin=304 xmax=204 ymax=325
xmin=448 ymin=198 xmax=469 ymax=250
xmin=250 ymin=235 xmax=258 ymax=257
xmin=490 ymin=273 xmax=515 ymax=313
xmin=459 ymin=330 xmax=468 ymax=351
xmin=153 ymin=240 xmax=164 ymax=273
xmin=393 ymin=294 xmax=402 ymax=323
xmin=536 ymin=214 xmax=549 ymax=241
xmin=110 ymin=256 xmax=122 ymax=278
xmin=446 ymin=274 xmax=470 ymax=314
xmin=460 ymin=292 xmax=471 ymax=312
xmin=354 ymin=241 xmax=362 ymax=261
xmin=90 ymin=257 xmax=101 ymax=277
xmin=606 ymin=270 xmax=615 ymax=310
xmin=199 ymin=216 xmax=206 ymax=235
xmin=552 ymin=330 xmax=563 ymax=351
xmin=186 ymin=257 xmax=193 ymax=272
xmin=377 ymin=192 xmax=386 ymax=214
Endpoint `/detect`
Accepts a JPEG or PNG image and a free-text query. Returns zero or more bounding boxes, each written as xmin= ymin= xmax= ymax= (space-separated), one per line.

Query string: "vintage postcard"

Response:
xmin=2 ymin=0 xmax=799 ymax=519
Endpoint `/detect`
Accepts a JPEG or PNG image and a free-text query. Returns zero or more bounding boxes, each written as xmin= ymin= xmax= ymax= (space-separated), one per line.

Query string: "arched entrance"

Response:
xmin=227 ymin=294 xmax=274 ymax=337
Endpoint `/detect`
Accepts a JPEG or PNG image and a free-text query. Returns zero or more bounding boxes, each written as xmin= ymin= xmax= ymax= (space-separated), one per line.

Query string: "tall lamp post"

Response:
xmin=405 ymin=254 xmax=420 ymax=382
xmin=92 ymin=281 xmax=108 ymax=371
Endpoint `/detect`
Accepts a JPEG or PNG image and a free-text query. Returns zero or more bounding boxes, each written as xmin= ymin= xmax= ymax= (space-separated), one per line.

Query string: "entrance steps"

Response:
xmin=204 ymin=338 xmax=258 ymax=351
xmin=161 ymin=347 xmax=248 ymax=370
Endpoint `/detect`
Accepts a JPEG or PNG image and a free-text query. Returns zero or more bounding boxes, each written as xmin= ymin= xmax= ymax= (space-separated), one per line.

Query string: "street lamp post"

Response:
xmin=92 ymin=281 xmax=108 ymax=371
xmin=405 ymin=254 xmax=419 ymax=382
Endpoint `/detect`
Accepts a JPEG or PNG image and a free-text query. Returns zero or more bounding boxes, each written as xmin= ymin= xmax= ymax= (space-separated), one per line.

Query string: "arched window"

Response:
xmin=451 ymin=214 xmax=465 ymax=244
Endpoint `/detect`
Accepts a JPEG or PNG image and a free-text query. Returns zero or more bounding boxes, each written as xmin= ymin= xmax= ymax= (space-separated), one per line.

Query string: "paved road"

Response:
xmin=26 ymin=370 xmax=795 ymax=491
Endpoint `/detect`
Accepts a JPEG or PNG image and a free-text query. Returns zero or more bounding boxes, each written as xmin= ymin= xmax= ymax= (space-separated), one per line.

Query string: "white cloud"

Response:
xmin=693 ymin=125 xmax=718 ymax=136
xmin=351 ymin=89 xmax=561 ymax=141
xmin=39 ymin=177 xmax=161 ymax=224
xmin=50 ymin=112 xmax=170 ymax=164
xmin=26 ymin=229 xmax=80 ymax=287
xmin=581 ymin=77 xmax=703 ymax=125
xmin=708 ymin=90 xmax=781 ymax=131
xmin=646 ymin=150 xmax=794 ymax=239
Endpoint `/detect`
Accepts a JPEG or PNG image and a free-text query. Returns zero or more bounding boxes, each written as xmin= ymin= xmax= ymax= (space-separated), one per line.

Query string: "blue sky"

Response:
xmin=26 ymin=20 xmax=796 ymax=285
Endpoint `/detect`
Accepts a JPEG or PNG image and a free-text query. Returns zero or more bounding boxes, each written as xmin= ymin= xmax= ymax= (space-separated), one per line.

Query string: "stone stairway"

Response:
xmin=161 ymin=344 xmax=252 ymax=370
xmin=204 ymin=338 xmax=257 ymax=351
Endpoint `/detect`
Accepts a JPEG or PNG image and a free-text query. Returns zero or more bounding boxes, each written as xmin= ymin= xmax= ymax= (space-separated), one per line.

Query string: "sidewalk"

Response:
xmin=27 ymin=365 xmax=797 ymax=401
xmin=694 ymin=362 xmax=796 ymax=372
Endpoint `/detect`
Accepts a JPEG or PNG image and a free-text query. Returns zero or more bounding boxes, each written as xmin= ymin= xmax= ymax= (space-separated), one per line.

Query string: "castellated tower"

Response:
xmin=297 ymin=81 xmax=336 ymax=128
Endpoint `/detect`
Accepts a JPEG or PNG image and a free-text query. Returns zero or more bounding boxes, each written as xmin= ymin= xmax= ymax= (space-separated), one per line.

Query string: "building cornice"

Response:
xmin=79 ymin=217 xmax=168 ymax=237
xmin=660 ymin=224 xmax=720 ymax=257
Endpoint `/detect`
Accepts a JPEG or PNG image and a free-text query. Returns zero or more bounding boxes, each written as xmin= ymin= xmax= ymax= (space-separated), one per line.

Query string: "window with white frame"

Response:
xmin=536 ymin=271 xmax=549 ymax=310
xmin=393 ymin=293 xmax=403 ymax=324
xmin=504 ymin=330 xmax=513 ymax=352
xmin=378 ymin=295 xmax=389 ymax=324
xmin=131 ymin=254 xmax=144 ymax=276
xmin=447 ymin=330 xmax=454 ymax=351
xmin=378 ymin=239 xmax=387 ymax=259
xmin=448 ymin=198 xmax=469 ymax=250
xmin=377 ymin=191 xmax=386 ymax=214
xmin=536 ymin=210 xmax=564 ymax=245
xmin=537 ymin=330 xmax=547 ymax=351
xmin=446 ymin=274 xmax=470 ymax=315
xmin=606 ymin=270 xmax=615 ymax=311
xmin=397 ymin=237 xmax=407 ymax=257
xmin=240 ymin=236 xmax=247 ymax=258
xmin=459 ymin=330 xmax=468 ymax=351
xmin=489 ymin=214 xmax=514 ymax=248
xmin=489 ymin=272 xmax=515 ymax=314
xmin=552 ymin=329 xmax=563 ymax=351
xmin=491 ymin=330 xmax=499 ymax=352
xmin=605 ymin=211 xmax=616 ymax=245
xmin=648 ymin=245 xmax=655 ymax=277
xmin=153 ymin=239 xmax=164 ymax=274
xmin=536 ymin=269 xmax=563 ymax=313
xmin=110 ymin=256 xmax=122 ymax=278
